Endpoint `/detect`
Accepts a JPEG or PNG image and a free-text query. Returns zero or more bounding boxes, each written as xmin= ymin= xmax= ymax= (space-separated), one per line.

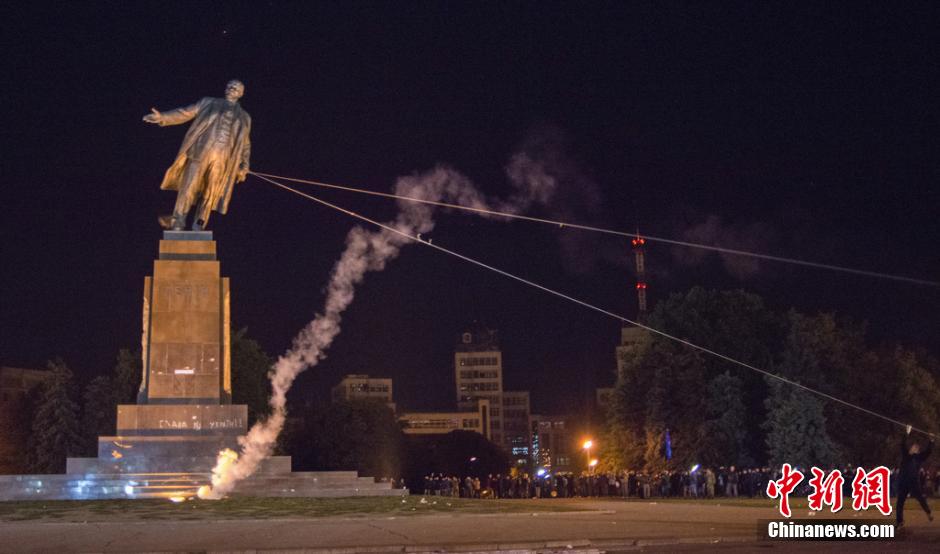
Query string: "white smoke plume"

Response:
xmin=672 ymin=214 xmax=776 ymax=280
xmin=198 ymin=162 xmax=556 ymax=499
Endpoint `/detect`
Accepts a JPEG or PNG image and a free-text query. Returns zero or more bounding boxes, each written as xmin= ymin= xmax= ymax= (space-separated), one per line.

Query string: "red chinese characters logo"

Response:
xmin=768 ymin=464 xmax=892 ymax=517
xmin=766 ymin=463 xmax=804 ymax=518
xmin=851 ymin=466 xmax=892 ymax=516
xmin=807 ymin=467 xmax=845 ymax=513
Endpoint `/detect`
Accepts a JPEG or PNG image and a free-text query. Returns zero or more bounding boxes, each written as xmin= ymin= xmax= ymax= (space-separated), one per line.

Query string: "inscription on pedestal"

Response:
xmin=117 ymin=404 xmax=247 ymax=435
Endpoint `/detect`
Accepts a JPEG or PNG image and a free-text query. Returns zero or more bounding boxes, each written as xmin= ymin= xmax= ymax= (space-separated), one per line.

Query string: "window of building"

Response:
xmin=404 ymin=418 xmax=459 ymax=430
xmin=459 ymin=369 xmax=499 ymax=379
xmin=458 ymin=356 xmax=499 ymax=367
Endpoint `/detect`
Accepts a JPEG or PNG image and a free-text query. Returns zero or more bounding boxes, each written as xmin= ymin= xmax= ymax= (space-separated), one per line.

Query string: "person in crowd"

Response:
xmin=727 ymin=466 xmax=739 ymax=497
xmin=705 ymin=467 xmax=716 ymax=498
xmin=896 ymin=425 xmax=934 ymax=528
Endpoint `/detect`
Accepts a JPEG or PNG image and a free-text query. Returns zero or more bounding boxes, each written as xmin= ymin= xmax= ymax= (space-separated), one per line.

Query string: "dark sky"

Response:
xmin=2 ymin=2 xmax=938 ymax=414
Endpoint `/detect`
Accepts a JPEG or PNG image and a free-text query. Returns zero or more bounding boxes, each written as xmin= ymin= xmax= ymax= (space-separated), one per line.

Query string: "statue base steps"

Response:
xmin=0 ymin=469 xmax=403 ymax=500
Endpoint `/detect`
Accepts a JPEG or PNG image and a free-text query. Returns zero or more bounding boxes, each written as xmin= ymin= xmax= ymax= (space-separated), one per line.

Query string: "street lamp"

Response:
xmin=582 ymin=439 xmax=595 ymax=474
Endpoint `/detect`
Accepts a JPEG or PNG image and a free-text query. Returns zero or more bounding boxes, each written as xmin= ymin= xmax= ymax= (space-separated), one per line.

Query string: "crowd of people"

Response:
xmin=419 ymin=467 xmax=771 ymax=499
xmin=416 ymin=465 xmax=940 ymax=501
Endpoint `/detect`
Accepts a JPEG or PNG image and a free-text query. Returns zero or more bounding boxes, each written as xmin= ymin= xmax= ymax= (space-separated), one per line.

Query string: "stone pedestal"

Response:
xmin=139 ymin=230 xmax=231 ymax=404
xmin=74 ymin=231 xmax=249 ymax=474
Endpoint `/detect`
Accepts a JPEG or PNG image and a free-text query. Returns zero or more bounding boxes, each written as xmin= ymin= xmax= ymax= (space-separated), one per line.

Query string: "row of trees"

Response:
xmin=280 ymin=401 xmax=508 ymax=486
xmin=604 ymin=287 xmax=940 ymax=472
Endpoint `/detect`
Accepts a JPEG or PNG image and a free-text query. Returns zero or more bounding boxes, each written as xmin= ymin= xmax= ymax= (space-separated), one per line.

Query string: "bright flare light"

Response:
xmin=198 ymin=448 xmax=239 ymax=500
xmin=589 ymin=459 xmax=598 ymax=467
xmin=690 ymin=464 xmax=700 ymax=473
xmin=536 ymin=468 xmax=547 ymax=477
xmin=168 ymin=496 xmax=186 ymax=503
xmin=582 ymin=440 xmax=593 ymax=450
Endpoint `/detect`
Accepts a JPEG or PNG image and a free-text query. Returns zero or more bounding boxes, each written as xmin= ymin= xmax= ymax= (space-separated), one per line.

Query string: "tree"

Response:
xmin=701 ymin=371 xmax=754 ymax=467
xmin=649 ymin=287 xmax=783 ymax=371
xmin=112 ymin=348 xmax=141 ymax=404
xmin=403 ymin=430 xmax=508 ymax=487
xmin=286 ymin=400 xmax=404 ymax=479
xmin=600 ymin=372 xmax=646 ymax=471
xmin=890 ymin=348 xmax=940 ymax=432
xmin=763 ymin=318 xmax=839 ymax=468
xmin=764 ymin=379 xmax=838 ymax=468
xmin=81 ymin=375 xmax=116 ymax=455
xmin=78 ymin=349 xmax=142 ymax=455
xmin=606 ymin=285 xmax=938 ymax=471
xmin=27 ymin=359 xmax=82 ymax=473
xmin=605 ymin=338 xmax=654 ymax=470
xmin=231 ymin=328 xmax=273 ymax=424
xmin=642 ymin=345 xmax=708 ymax=469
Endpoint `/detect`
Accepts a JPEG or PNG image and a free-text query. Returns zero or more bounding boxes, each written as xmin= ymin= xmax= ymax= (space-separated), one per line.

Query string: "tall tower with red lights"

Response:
xmin=616 ymin=231 xmax=651 ymax=378
xmin=631 ymin=233 xmax=647 ymax=322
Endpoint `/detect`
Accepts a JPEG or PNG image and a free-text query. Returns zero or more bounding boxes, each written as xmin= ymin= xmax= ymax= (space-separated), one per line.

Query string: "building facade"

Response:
xmin=502 ymin=390 xmax=531 ymax=465
xmin=399 ymin=399 xmax=490 ymax=437
xmin=615 ymin=326 xmax=650 ymax=379
xmin=0 ymin=367 xmax=52 ymax=473
xmin=530 ymin=413 xmax=574 ymax=473
xmin=454 ymin=328 xmax=504 ymax=445
xmin=331 ymin=374 xmax=395 ymax=411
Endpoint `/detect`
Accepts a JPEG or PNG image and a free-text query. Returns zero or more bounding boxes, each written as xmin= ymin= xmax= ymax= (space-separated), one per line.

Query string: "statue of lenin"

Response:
xmin=144 ymin=80 xmax=251 ymax=230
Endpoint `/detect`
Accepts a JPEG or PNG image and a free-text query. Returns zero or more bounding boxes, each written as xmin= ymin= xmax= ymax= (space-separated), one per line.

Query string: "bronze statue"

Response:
xmin=144 ymin=80 xmax=251 ymax=230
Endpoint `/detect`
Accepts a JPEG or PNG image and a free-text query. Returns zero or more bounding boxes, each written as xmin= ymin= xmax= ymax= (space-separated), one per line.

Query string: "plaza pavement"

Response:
xmin=1 ymin=498 xmax=936 ymax=553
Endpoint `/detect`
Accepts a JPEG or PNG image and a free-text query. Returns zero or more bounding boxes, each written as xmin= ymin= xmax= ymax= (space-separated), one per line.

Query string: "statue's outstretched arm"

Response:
xmin=142 ymin=101 xmax=201 ymax=126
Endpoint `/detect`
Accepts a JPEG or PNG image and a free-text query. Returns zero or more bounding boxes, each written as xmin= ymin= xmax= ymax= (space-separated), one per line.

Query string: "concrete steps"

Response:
xmin=0 ymin=470 xmax=404 ymax=500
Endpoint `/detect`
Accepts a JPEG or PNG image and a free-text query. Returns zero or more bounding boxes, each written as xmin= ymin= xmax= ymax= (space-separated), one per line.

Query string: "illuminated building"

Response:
xmin=331 ymin=374 xmax=395 ymax=411
xmin=399 ymin=399 xmax=490 ymax=436
xmin=530 ymin=414 xmax=573 ymax=472
xmin=502 ymin=391 xmax=531 ymax=466
xmin=454 ymin=327 xmax=531 ymax=458
xmin=455 ymin=328 xmax=504 ymax=444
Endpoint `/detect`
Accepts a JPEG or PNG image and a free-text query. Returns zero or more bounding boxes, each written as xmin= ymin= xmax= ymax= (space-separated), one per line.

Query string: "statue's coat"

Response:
xmin=158 ymin=97 xmax=251 ymax=215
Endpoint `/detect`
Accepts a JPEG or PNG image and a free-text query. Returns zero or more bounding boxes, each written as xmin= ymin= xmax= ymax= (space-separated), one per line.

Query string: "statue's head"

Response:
xmin=225 ymin=80 xmax=245 ymax=102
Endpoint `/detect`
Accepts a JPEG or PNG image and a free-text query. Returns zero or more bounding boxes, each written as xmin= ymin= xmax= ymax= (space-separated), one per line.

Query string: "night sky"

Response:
xmin=3 ymin=2 xmax=938 ymax=414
